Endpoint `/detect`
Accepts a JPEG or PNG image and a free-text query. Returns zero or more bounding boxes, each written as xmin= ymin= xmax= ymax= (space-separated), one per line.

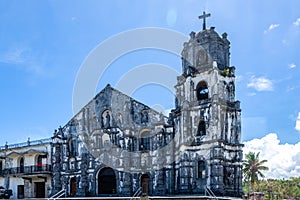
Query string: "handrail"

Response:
xmin=205 ymin=185 xmax=217 ymax=199
xmin=130 ymin=187 xmax=142 ymax=200
xmin=2 ymin=164 xmax=52 ymax=175
xmin=48 ymin=188 xmax=66 ymax=200
xmin=0 ymin=138 xmax=52 ymax=150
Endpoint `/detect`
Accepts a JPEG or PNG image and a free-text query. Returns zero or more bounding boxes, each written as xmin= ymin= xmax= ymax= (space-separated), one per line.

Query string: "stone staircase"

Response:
xmin=24 ymin=196 xmax=242 ymax=200
xmin=42 ymin=185 xmax=243 ymax=200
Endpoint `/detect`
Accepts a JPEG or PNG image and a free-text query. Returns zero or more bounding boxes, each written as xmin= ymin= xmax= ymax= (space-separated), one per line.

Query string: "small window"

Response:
xmin=197 ymin=160 xmax=206 ymax=179
xmin=37 ymin=155 xmax=47 ymax=171
xmin=68 ymin=134 xmax=78 ymax=157
xmin=140 ymin=131 xmax=150 ymax=151
xmin=19 ymin=157 xmax=24 ymax=173
xmin=0 ymin=160 xmax=2 ymax=174
xmin=197 ymin=121 xmax=206 ymax=136
xmin=196 ymin=81 xmax=209 ymax=100
xmin=69 ymin=158 xmax=76 ymax=170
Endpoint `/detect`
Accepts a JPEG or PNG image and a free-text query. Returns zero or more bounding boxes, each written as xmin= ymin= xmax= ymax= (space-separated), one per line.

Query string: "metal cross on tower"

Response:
xmin=198 ymin=11 xmax=211 ymax=30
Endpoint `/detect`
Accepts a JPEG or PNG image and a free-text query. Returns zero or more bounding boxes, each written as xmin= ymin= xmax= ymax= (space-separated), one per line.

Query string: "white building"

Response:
xmin=0 ymin=138 xmax=52 ymax=199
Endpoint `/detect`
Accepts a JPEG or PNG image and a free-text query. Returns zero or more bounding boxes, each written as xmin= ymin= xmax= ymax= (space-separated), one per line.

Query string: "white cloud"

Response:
xmin=247 ymin=92 xmax=256 ymax=96
xmin=247 ymin=76 xmax=274 ymax=91
xmin=295 ymin=112 xmax=300 ymax=131
xmin=235 ymin=75 xmax=243 ymax=82
xmin=0 ymin=47 xmax=45 ymax=76
xmin=166 ymin=8 xmax=177 ymax=27
xmin=163 ymin=108 xmax=173 ymax=116
xmin=264 ymin=24 xmax=280 ymax=34
xmin=150 ymin=104 xmax=173 ymax=116
xmin=269 ymin=24 xmax=280 ymax=30
xmin=293 ymin=18 xmax=300 ymax=26
xmin=289 ymin=63 xmax=296 ymax=69
xmin=244 ymin=133 xmax=300 ymax=179
xmin=286 ymin=86 xmax=295 ymax=92
xmin=0 ymin=47 xmax=30 ymax=64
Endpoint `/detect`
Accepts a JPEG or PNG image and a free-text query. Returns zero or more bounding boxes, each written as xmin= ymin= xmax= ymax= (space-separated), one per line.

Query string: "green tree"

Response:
xmin=243 ymin=152 xmax=269 ymax=193
xmin=246 ymin=178 xmax=300 ymax=199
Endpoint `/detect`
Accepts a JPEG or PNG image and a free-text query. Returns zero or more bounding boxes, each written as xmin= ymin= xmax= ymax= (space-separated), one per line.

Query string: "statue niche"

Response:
xmin=101 ymin=110 xmax=112 ymax=128
xmin=141 ymin=109 xmax=149 ymax=124
xmin=67 ymin=134 xmax=78 ymax=157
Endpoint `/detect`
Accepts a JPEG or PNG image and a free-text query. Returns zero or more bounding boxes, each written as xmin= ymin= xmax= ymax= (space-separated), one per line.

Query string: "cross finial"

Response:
xmin=198 ymin=11 xmax=211 ymax=30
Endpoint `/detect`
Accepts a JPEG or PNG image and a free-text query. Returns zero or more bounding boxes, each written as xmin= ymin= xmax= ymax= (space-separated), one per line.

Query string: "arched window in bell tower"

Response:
xmin=197 ymin=120 xmax=206 ymax=136
xmin=196 ymin=81 xmax=209 ymax=100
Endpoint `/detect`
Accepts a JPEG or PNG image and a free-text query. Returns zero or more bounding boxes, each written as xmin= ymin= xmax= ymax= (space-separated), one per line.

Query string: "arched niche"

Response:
xmin=196 ymin=120 xmax=206 ymax=136
xmin=102 ymin=110 xmax=112 ymax=128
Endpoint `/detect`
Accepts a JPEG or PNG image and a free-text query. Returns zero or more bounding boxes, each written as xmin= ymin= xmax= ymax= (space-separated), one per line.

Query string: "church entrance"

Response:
xmin=141 ymin=174 xmax=150 ymax=195
xmin=98 ymin=167 xmax=116 ymax=194
xmin=70 ymin=177 xmax=76 ymax=196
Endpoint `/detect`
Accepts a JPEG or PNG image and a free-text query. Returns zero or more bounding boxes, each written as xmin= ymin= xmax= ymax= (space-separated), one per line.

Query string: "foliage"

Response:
xmin=243 ymin=177 xmax=300 ymax=200
xmin=243 ymin=152 xmax=269 ymax=192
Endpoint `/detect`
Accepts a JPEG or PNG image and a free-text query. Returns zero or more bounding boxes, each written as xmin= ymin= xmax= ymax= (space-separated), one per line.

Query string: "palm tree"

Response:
xmin=243 ymin=152 xmax=269 ymax=193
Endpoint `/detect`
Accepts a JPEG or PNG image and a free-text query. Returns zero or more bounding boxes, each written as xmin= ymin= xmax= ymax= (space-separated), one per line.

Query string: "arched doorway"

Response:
xmin=98 ymin=167 xmax=116 ymax=194
xmin=141 ymin=174 xmax=150 ymax=195
xmin=70 ymin=177 xmax=76 ymax=196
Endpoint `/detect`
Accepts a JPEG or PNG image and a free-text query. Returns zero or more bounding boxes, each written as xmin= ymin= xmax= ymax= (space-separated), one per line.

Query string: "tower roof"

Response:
xmin=181 ymin=16 xmax=232 ymax=74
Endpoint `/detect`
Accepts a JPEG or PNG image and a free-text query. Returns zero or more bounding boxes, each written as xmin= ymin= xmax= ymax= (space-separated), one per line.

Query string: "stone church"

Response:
xmin=51 ymin=14 xmax=243 ymax=198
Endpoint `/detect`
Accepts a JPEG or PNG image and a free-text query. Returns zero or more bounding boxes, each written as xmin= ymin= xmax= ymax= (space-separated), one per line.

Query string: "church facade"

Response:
xmin=50 ymin=19 xmax=244 ymax=198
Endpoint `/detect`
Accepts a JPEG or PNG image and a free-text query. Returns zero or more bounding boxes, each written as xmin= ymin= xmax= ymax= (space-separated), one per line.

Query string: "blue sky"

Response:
xmin=1 ymin=0 xmax=300 ymax=146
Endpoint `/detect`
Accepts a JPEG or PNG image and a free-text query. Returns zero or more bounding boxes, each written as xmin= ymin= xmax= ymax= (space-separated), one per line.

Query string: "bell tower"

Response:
xmin=173 ymin=13 xmax=243 ymax=196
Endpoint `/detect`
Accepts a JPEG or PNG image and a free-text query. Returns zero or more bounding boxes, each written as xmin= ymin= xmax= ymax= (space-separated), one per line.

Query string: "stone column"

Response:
xmin=52 ymin=145 xmax=62 ymax=195
xmin=154 ymin=169 xmax=165 ymax=195
xmin=78 ymin=153 xmax=89 ymax=196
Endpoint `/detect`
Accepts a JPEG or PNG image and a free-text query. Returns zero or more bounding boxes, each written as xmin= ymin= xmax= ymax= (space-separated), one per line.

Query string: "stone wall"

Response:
xmin=51 ymin=25 xmax=243 ymax=198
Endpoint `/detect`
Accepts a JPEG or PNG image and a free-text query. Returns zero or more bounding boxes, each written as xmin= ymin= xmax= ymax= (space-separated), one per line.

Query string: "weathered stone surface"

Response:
xmin=51 ymin=25 xmax=243 ymax=197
